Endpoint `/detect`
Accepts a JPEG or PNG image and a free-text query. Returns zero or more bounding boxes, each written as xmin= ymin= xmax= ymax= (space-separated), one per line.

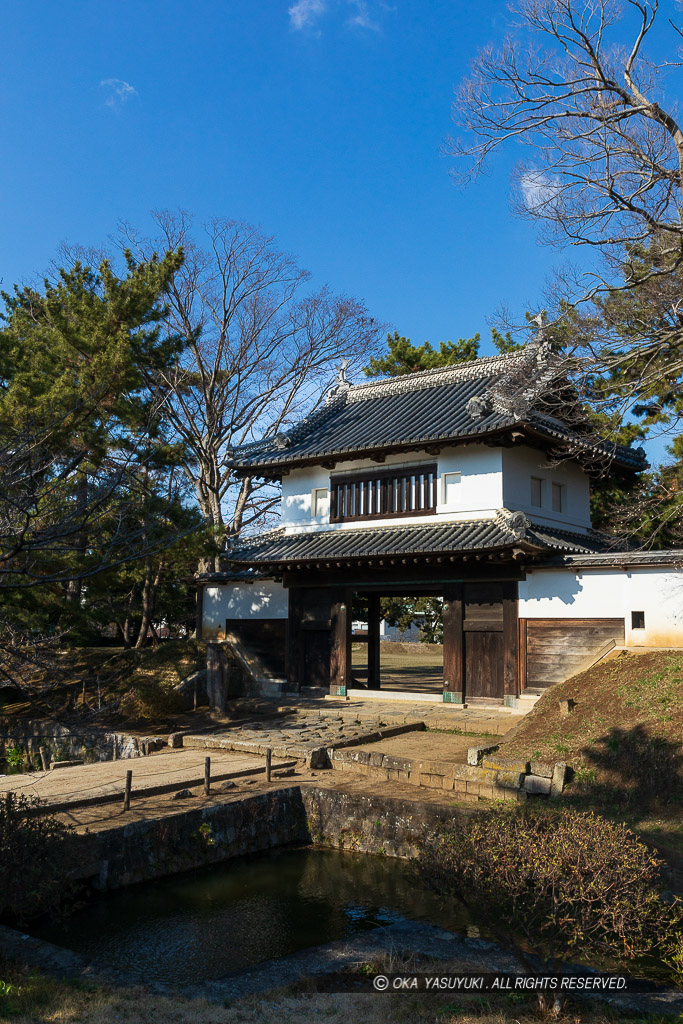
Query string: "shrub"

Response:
xmin=0 ymin=793 xmax=80 ymax=923
xmin=4 ymin=745 xmax=24 ymax=768
xmin=414 ymin=806 xmax=682 ymax=985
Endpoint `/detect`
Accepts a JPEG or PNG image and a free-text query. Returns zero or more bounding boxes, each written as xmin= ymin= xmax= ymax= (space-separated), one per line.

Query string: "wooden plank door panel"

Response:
xmin=465 ymin=631 xmax=504 ymax=699
xmin=303 ymin=631 xmax=331 ymax=688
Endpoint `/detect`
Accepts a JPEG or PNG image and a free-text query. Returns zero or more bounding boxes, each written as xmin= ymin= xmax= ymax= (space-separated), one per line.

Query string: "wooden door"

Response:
xmin=463 ymin=583 xmax=505 ymax=700
xmin=303 ymin=630 xmax=331 ymax=688
xmin=465 ymin=632 xmax=504 ymax=699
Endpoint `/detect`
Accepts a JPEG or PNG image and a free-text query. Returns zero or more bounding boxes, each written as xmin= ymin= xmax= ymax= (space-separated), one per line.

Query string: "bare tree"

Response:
xmin=448 ymin=1 xmax=683 ymax=414
xmin=119 ymin=211 xmax=386 ymax=566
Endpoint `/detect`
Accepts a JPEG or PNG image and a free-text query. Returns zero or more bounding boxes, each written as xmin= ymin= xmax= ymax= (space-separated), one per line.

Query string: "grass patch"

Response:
xmin=503 ymin=651 xmax=683 ymax=850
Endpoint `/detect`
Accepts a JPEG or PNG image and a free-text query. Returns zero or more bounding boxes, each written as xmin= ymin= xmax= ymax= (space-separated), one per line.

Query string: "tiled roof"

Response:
xmin=220 ymin=512 xmax=623 ymax=568
xmin=548 ymin=549 xmax=683 ymax=568
xmin=230 ymin=347 xmax=645 ymax=474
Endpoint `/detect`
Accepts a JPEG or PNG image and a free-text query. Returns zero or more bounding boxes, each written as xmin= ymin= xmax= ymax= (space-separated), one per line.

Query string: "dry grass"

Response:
xmin=0 ymin=960 xmax=671 ymax=1024
xmin=0 ymin=640 xmax=202 ymax=730
xmin=502 ymin=651 xmax=683 ymax=850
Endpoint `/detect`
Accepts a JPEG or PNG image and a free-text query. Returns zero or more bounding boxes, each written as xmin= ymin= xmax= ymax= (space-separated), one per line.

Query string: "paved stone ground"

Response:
xmin=225 ymin=694 xmax=525 ymax=735
xmin=0 ymin=748 xmax=294 ymax=811
xmin=0 ymin=695 xmax=520 ymax=815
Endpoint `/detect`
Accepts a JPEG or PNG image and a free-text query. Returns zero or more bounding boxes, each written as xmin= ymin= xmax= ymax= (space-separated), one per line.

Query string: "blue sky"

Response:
xmin=0 ymin=1 xmax=676 ymax=463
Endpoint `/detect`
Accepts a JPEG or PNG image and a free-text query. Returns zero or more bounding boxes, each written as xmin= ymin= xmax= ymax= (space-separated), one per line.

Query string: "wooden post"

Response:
xmin=367 ymin=592 xmax=381 ymax=689
xmin=39 ymin=746 xmax=49 ymax=772
xmin=112 ymin=736 xmax=118 ymax=761
xmin=330 ymin=588 xmax=352 ymax=695
xmin=518 ymin=617 xmax=528 ymax=694
xmin=502 ymin=582 xmax=519 ymax=704
xmin=123 ymin=769 xmax=132 ymax=811
xmin=286 ymin=589 xmax=304 ymax=691
xmin=265 ymin=747 xmax=272 ymax=782
xmin=204 ymin=756 xmax=211 ymax=795
xmin=442 ymin=584 xmax=464 ymax=703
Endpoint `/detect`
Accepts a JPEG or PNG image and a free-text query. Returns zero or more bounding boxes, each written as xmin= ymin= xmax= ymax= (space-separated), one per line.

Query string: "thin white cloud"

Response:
xmin=346 ymin=0 xmax=379 ymax=31
xmin=289 ymin=0 xmax=327 ymax=30
xmin=289 ymin=0 xmax=389 ymax=33
xmin=519 ymin=169 xmax=562 ymax=213
xmin=99 ymin=78 xmax=138 ymax=109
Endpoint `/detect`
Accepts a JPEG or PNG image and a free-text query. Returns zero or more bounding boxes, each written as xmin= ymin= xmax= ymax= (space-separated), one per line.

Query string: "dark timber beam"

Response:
xmin=442 ymin=583 xmax=464 ymax=704
xmin=367 ymin=592 xmax=381 ymax=690
xmin=329 ymin=587 xmax=352 ymax=696
xmin=286 ymin=588 xmax=304 ymax=691
xmin=502 ymin=581 xmax=519 ymax=703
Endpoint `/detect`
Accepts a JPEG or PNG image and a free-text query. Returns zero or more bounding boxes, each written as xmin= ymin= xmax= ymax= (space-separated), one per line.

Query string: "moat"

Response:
xmin=31 ymin=846 xmax=469 ymax=985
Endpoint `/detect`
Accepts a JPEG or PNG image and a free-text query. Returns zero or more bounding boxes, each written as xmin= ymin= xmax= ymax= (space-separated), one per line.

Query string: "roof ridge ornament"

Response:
xmin=327 ymin=357 xmax=352 ymax=401
xmin=466 ymin=394 xmax=492 ymax=420
xmin=497 ymin=508 xmax=531 ymax=539
xmin=485 ymin=317 xmax=560 ymax=418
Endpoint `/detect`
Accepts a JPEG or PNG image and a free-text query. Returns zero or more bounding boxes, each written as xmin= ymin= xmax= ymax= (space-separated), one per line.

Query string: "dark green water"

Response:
xmin=31 ymin=847 xmax=469 ymax=985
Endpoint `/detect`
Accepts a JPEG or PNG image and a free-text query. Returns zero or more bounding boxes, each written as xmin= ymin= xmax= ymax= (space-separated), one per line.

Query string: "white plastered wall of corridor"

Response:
xmin=202 ymin=581 xmax=288 ymax=640
xmin=519 ymin=567 xmax=683 ymax=647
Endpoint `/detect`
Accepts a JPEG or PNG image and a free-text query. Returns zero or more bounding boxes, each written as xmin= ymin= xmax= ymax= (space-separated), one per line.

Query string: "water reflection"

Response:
xmin=32 ymin=847 xmax=468 ymax=984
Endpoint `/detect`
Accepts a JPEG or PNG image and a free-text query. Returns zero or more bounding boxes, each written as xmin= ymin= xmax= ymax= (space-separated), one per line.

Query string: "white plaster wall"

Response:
xmin=279 ymin=446 xmax=504 ymax=533
xmin=281 ymin=466 xmax=330 ymax=526
xmin=436 ymin=445 xmax=503 ymax=517
xmin=519 ymin=567 xmax=683 ymax=646
xmin=502 ymin=446 xmax=591 ymax=531
xmin=202 ymin=581 xmax=288 ymax=640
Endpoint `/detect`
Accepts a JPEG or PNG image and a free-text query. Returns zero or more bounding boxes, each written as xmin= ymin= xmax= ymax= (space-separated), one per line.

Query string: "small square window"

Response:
xmin=552 ymin=482 xmax=565 ymax=513
xmin=442 ymin=472 xmax=461 ymax=506
xmin=631 ymin=610 xmax=645 ymax=630
xmin=312 ymin=488 xmax=329 ymax=518
xmin=530 ymin=477 xmax=543 ymax=508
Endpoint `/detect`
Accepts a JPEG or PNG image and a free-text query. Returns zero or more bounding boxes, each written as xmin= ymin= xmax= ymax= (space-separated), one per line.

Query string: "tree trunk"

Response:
xmin=66 ymin=469 xmax=88 ymax=606
xmin=134 ymin=556 xmax=166 ymax=649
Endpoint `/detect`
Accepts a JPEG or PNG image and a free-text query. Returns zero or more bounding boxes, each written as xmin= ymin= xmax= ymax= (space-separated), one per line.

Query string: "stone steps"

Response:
xmin=330 ymin=746 xmax=526 ymax=803
xmin=330 ymin=747 xmax=569 ymax=802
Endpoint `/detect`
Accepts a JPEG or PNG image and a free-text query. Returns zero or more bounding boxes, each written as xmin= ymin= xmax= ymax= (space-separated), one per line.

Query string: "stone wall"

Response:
xmin=74 ymin=785 xmax=467 ymax=890
xmin=329 ymin=748 xmax=568 ymax=801
xmin=0 ymin=720 xmax=157 ymax=769
xmin=81 ymin=787 xmax=309 ymax=889
xmin=299 ymin=785 xmax=467 ymax=859
xmin=44 ymin=783 xmax=682 ymax=895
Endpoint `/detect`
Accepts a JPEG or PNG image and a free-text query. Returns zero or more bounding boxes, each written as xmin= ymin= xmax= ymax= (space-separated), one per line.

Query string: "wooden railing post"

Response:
xmin=123 ymin=769 xmax=132 ymax=811
xmin=204 ymin=756 xmax=211 ymax=796
xmin=265 ymin=747 xmax=272 ymax=782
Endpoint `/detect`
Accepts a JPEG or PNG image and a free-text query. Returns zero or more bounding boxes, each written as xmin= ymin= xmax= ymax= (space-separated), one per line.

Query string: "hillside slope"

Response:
xmin=503 ymin=650 xmax=683 ymax=850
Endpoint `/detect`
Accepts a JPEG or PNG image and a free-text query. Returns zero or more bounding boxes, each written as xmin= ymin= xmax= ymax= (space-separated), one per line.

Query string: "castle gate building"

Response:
xmin=198 ymin=345 xmax=683 ymax=707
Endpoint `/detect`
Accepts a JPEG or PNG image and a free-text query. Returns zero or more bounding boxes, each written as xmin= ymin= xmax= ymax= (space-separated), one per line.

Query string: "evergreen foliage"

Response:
xmin=363 ymin=326 xmax=524 ymax=379
xmin=0 ymin=250 xmax=202 ymax=657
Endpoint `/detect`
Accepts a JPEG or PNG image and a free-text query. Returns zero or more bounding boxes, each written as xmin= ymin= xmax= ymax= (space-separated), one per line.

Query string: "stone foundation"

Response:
xmin=71 ymin=785 xmax=469 ymax=890
xmin=0 ymin=720 xmax=163 ymax=769
xmin=330 ymin=747 xmax=569 ymax=801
